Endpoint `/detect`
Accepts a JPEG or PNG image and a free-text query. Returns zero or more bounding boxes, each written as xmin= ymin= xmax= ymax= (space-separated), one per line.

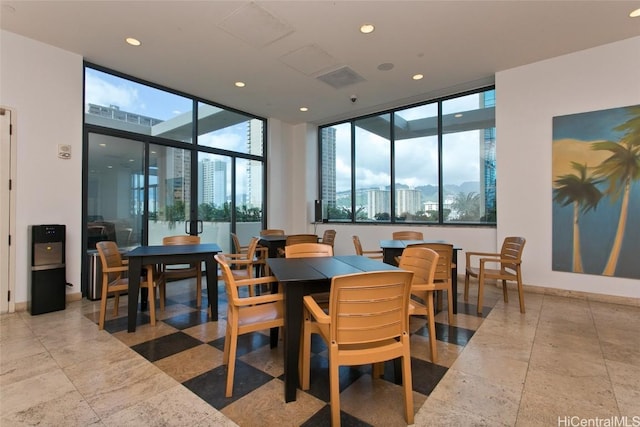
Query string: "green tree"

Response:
xmin=553 ymin=162 xmax=603 ymax=273
xmin=452 ymin=192 xmax=480 ymax=221
xmin=592 ymin=106 xmax=640 ymax=276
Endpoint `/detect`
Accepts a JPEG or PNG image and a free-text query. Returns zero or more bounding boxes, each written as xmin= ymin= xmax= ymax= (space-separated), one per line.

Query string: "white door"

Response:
xmin=0 ymin=107 xmax=16 ymax=313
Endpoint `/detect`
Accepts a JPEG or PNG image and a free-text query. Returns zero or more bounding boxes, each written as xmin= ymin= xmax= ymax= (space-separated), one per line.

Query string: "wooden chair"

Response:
xmin=96 ymin=241 xmax=161 ymax=330
xmin=231 ymin=232 xmax=249 ymax=254
xmin=160 ymin=235 xmax=202 ymax=309
xmin=464 ymin=236 xmax=526 ymax=314
xmin=222 ymin=237 xmax=269 ymax=295
xmin=277 ymin=233 xmax=319 ymax=256
xmin=398 ymin=246 xmax=441 ymax=362
xmin=300 ymin=270 xmax=415 ymax=426
xmin=232 ymin=233 xmax=268 ymax=275
xmin=320 ymin=229 xmax=336 ymax=248
xmin=352 ymin=235 xmax=383 ymax=260
xmin=260 ymin=229 xmax=285 ymax=236
xmin=215 ymin=253 xmax=284 ymax=397
xmin=407 ymin=242 xmax=454 ymax=322
xmin=284 ymin=243 xmax=333 ymax=258
xmin=392 ymin=230 xmax=424 ymax=240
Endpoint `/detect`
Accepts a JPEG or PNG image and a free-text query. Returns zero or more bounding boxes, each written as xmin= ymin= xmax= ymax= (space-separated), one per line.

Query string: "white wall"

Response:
xmin=0 ymin=30 xmax=83 ymax=304
xmin=2 ymin=29 xmax=638 ymax=307
xmin=496 ymin=36 xmax=640 ymax=298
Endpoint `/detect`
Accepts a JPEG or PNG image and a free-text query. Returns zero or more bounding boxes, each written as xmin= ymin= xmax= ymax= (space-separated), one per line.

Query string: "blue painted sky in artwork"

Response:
xmin=552 ymin=105 xmax=635 ymax=142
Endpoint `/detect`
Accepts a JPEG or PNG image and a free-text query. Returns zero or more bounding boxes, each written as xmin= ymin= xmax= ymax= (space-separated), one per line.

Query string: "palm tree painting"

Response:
xmin=552 ymin=105 xmax=640 ymax=279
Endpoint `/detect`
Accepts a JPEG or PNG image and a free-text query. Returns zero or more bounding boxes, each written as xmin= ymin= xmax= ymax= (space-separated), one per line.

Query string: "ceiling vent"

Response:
xmin=316 ymin=66 xmax=366 ymax=89
xmin=218 ymin=2 xmax=293 ymax=48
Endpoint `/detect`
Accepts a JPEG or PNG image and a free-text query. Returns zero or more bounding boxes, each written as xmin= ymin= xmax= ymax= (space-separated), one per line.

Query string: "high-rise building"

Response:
xmin=320 ymin=127 xmax=337 ymax=210
xmin=395 ymin=188 xmax=422 ymax=217
xmin=200 ymin=158 xmax=227 ymax=207
xmin=246 ymin=120 xmax=263 ymax=209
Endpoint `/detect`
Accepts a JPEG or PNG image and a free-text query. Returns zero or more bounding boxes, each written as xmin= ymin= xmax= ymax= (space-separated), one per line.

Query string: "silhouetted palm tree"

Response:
xmin=553 ymin=162 xmax=603 ymax=272
xmin=592 ymin=106 xmax=640 ymax=276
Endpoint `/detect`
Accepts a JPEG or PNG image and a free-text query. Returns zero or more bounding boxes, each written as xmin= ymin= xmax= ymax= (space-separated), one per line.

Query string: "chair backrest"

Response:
xmin=328 ymin=270 xmax=414 ymax=345
xmin=352 ymin=235 xmax=364 ymax=255
xmin=162 ymin=235 xmax=201 ymax=245
xmin=392 ymin=230 xmax=424 ymax=240
xmin=231 ymin=232 xmax=245 ymax=253
xmin=285 ymin=243 xmax=333 ymax=258
xmin=500 ymin=237 xmax=526 ymax=274
xmin=321 ymin=229 xmax=336 ymax=247
xmin=352 ymin=235 xmax=383 ymax=259
xmin=285 ymin=234 xmax=318 ymax=246
xmin=216 ymin=253 xmax=241 ymax=302
xmin=96 ymin=240 xmax=124 ymax=282
xmin=407 ymin=243 xmax=452 ymax=282
xmin=260 ymin=229 xmax=285 ymax=236
xmin=398 ymin=247 xmax=439 ymax=286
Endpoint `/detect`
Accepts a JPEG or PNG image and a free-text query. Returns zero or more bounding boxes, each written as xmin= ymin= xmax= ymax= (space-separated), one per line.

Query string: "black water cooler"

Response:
xmin=29 ymin=224 xmax=66 ymax=315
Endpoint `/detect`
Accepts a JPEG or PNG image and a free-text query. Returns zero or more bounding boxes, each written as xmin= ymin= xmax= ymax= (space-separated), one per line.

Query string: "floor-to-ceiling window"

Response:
xmin=83 ymin=64 xmax=266 ymax=293
xmin=319 ymin=86 xmax=496 ymax=225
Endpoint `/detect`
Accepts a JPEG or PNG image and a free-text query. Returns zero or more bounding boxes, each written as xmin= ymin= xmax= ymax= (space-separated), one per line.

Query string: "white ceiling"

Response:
xmin=2 ymin=1 xmax=639 ymax=125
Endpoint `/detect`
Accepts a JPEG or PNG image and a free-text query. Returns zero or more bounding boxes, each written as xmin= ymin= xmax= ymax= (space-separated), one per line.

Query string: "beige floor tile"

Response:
xmin=238 ymin=340 xmax=285 ymax=378
xmin=410 ymin=333 xmax=464 ymax=367
xmin=0 ymin=369 xmax=78 ymax=416
xmin=182 ymin=318 xmax=228 ymax=342
xmin=112 ymin=320 xmax=180 ymax=346
xmin=533 ymin=325 xmax=602 ymax=355
xmin=221 ymin=379 xmax=325 ymax=426
xmin=451 ymin=346 xmax=529 ymax=389
xmin=527 ymin=341 xmax=607 ymax=378
xmin=416 ymin=396 xmax=507 ymax=426
xmin=1 ymin=389 xmax=101 ymax=426
xmin=427 ymin=369 xmax=522 ymax=425
xmin=0 ymin=348 xmax=61 ymax=387
xmin=100 ymin=384 xmax=233 ymax=427
xmin=340 ymin=374 xmax=426 ymax=426
xmin=154 ymin=343 xmax=223 ymax=383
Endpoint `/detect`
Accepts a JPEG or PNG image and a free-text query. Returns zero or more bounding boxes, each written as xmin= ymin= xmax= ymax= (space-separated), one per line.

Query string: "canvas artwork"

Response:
xmin=552 ymin=105 xmax=640 ymax=280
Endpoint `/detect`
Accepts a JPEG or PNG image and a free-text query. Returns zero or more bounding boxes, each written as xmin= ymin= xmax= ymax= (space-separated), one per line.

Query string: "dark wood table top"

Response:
xmin=126 ymin=242 xmax=222 ymax=257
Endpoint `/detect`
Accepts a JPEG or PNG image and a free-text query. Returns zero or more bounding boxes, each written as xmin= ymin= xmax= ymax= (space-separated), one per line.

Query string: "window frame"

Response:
xmin=318 ymin=85 xmax=496 ymax=226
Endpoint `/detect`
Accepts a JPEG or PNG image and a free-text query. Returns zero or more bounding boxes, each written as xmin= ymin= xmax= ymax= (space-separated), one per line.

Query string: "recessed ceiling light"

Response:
xmin=125 ymin=37 xmax=141 ymax=46
xmin=299 ymin=107 xmax=309 ymax=112
xmin=412 ymin=74 xmax=424 ymax=80
xmin=360 ymin=24 xmax=375 ymax=34
xmin=235 ymin=81 xmax=246 ymax=88
xmin=454 ymin=113 xmax=463 ymax=118
xmin=630 ymin=7 xmax=640 ymax=17
xmin=99 ymin=143 xmax=106 ymax=147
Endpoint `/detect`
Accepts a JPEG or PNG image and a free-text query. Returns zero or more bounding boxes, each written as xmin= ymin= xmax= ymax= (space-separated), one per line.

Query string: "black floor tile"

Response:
xmin=301 ymin=404 xmax=372 ymax=427
xmin=102 ymin=312 xmax=151 ymax=333
xmin=162 ymin=310 xmax=210 ymax=330
xmin=182 ymin=361 xmax=274 ymax=409
xmin=409 ymin=357 xmax=448 ymax=395
xmin=209 ymin=331 xmax=272 ymax=358
xmin=131 ymin=331 xmax=203 ymax=362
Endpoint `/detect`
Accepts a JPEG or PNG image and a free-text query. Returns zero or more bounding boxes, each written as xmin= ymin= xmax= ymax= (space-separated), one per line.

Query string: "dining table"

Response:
xmin=379 ymin=239 xmax=461 ymax=314
xmin=125 ymin=242 xmax=222 ymax=333
xmin=257 ymin=234 xmax=288 ymax=258
xmin=267 ymin=255 xmax=399 ymax=403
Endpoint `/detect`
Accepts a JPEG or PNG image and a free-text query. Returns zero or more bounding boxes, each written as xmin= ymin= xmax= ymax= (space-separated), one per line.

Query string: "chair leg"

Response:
xmin=225 ymin=324 xmax=239 ymax=397
xmin=196 ymin=270 xmax=202 ymax=308
xmin=446 ymin=287 xmax=454 ymax=323
xmin=113 ymin=293 xmax=120 ymax=317
xmin=329 ymin=350 xmax=341 ymax=426
xmin=502 ymin=279 xmax=509 ymax=303
xmin=517 ymin=274 xmax=526 ymax=313
xmin=146 ymin=267 xmax=156 ymax=326
xmin=401 ymin=335 xmax=415 ymax=425
xmin=477 ymin=272 xmax=485 ymax=315
xmin=300 ymin=318 xmax=312 ymax=390
xmin=464 ymin=272 xmax=470 ymax=302
xmin=99 ymin=290 xmax=108 ymax=330
xmin=427 ymin=292 xmax=438 ymax=362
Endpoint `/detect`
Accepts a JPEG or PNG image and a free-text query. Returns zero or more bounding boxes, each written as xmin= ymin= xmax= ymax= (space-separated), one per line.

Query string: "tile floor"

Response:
xmin=1 ymin=278 xmax=639 ymax=426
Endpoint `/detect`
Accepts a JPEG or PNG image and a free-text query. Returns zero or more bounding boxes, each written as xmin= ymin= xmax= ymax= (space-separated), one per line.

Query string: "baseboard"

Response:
xmin=457 ymin=274 xmax=639 ymax=307
xmin=12 ymin=292 xmax=84 ymax=313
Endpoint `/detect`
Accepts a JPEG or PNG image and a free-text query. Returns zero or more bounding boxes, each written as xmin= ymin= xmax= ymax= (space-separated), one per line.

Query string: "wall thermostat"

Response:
xmin=58 ymin=144 xmax=71 ymax=159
